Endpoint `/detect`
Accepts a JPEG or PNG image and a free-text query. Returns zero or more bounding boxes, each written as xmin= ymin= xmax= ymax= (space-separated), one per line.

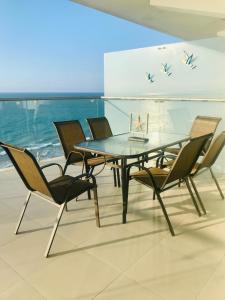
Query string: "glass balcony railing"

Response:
xmin=0 ymin=95 xmax=104 ymax=169
xmin=104 ymin=97 xmax=225 ymax=173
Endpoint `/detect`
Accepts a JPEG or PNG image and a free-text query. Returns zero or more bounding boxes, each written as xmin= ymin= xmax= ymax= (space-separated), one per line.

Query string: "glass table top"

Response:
xmin=75 ymin=132 xmax=188 ymax=159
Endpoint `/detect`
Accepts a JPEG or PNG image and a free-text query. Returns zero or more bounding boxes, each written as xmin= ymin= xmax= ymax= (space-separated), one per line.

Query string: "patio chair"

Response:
xmin=188 ymin=131 xmax=225 ymax=212
xmin=128 ymin=133 xmax=212 ymax=236
xmin=87 ymin=117 xmax=113 ymax=140
xmin=54 ymin=120 xmax=108 ymax=175
xmin=159 ymin=131 xmax=225 ymax=213
xmin=165 ymin=116 xmax=221 ymax=156
xmin=0 ymin=143 xmax=100 ymax=258
xmin=87 ymin=117 xmax=121 ymax=187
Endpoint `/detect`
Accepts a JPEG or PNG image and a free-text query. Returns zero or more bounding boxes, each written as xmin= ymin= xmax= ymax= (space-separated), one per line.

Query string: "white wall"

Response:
xmin=104 ymin=37 xmax=225 ymax=173
xmin=104 ymin=37 xmax=225 ymax=98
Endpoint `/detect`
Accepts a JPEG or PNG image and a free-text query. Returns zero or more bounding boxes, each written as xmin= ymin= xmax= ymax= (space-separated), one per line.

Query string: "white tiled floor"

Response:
xmin=1 ymin=160 xmax=225 ymax=299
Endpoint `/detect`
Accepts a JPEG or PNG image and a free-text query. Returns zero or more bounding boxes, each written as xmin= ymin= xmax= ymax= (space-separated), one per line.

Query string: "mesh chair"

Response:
xmin=54 ymin=120 xmax=109 ymax=175
xmin=87 ymin=117 xmax=121 ymax=187
xmin=160 ymin=132 xmax=225 ymax=213
xmin=1 ymin=143 xmax=100 ymax=258
xmin=129 ymin=133 xmax=212 ymax=236
xmin=188 ymin=131 xmax=225 ymax=212
xmin=165 ymin=116 xmax=221 ymax=156
xmin=87 ymin=117 xmax=113 ymax=140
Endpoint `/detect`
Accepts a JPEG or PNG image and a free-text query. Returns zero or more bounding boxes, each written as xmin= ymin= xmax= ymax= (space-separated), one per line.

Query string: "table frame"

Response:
xmin=75 ymin=133 xmax=188 ymax=223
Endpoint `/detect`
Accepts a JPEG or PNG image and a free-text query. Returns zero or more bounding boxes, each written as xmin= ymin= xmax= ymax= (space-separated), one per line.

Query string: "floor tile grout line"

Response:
xmin=124 ymin=254 xmax=225 ymax=300
xmin=81 ymin=234 xmax=165 ymax=282
xmin=92 ymin=273 xmax=126 ymax=299
xmin=194 ymin=252 xmax=225 ymax=300
xmin=0 ymin=255 xmax=48 ymax=300
xmin=2 ymin=169 xmax=225 ymax=299
xmin=91 ymin=264 xmax=167 ymax=300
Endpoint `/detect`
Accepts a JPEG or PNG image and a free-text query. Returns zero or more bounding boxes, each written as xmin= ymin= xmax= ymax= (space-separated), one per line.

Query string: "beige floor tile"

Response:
xmin=1 ymin=163 xmax=225 ymax=299
xmin=0 ymin=229 xmax=77 ymax=277
xmin=196 ymin=256 xmax=225 ymax=300
xmin=77 ymin=221 xmax=162 ymax=272
xmin=126 ymin=182 xmax=204 ymax=233
xmin=125 ymin=242 xmax=217 ymax=300
xmin=95 ymin=275 xmax=165 ymax=300
xmin=0 ymin=208 xmax=40 ymax=248
xmin=0 ymin=207 xmax=19 ymax=247
xmin=0 ymin=258 xmax=22 ymax=295
xmin=159 ymin=219 xmax=225 ymax=265
xmin=27 ymin=251 xmax=120 ymax=300
xmin=58 ymin=215 xmax=103 ymax=246
xmin=0 ymin=279 xmax=45 ymax=300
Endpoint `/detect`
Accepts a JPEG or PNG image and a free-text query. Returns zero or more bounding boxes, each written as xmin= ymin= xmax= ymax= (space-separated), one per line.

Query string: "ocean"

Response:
xmin=0 ymin=93 xmax=104 ymax=169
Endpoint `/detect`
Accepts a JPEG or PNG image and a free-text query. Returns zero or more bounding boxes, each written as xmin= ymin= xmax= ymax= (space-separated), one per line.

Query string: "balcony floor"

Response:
xmin=1 ymin=159 xmax=225 ymax=300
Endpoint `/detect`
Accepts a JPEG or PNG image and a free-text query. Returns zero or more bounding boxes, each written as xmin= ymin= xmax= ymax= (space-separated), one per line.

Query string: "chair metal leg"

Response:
xmin=45 ymin=202 xmax=66 ymax=258
xmin=137 ymin=157 xmax=141 ymax=170
xmin=184 ymin=178 xmax=201 ymax=217
xmin=87 ymin=187 xmax=91 ymax=200
xmin=14 ymin=191 xmax=31 ymax=234
xmin=156 ymin=156 xmax=160 ymax=168
xmin=153 ymin=191 xmax=156 ymax=200
xmin=85 ymin=163 xmax=92 ymax=200
xmin=63 ymin=162 xmax=68 ymax=175
xmin=93 ymin=188 xmax=100 ymax=227
xmin=112 ymin=163 xmax=117 ymax=187
xmin=155 ymin=191 xmax=175 ymax=236
xmin=209 ymin=168 xmax=224 ymax=200
xmin=189 ymin=177 xmax=207 ymax=215
xmin=141 ymin=155 xmax=144 ymax=168
xmin=116 ymin=167 xmax=121 ymax=188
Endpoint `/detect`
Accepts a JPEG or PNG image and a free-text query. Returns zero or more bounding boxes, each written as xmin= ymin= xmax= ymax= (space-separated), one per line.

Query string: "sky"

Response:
xmin=0 ymin=0 xmax=180 ymax=93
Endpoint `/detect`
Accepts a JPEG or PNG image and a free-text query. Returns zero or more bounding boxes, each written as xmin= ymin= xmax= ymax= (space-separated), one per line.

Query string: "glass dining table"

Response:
xmin=75 ymin=132 xmax=188 ymax=224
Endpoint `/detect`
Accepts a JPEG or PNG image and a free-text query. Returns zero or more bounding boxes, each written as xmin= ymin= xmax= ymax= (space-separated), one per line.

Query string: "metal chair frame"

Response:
xmin=188 ymin=131 xmax=225 ymax=211
xmin=128 ymin=134 xmax=212 ymax=236
xmin=1 ymin=143 xmax=100 ymax=258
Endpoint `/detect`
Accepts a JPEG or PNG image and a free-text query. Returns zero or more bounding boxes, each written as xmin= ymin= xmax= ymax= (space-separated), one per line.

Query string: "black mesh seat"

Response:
xmin=49 ymin=175 xmax=95 ymax=205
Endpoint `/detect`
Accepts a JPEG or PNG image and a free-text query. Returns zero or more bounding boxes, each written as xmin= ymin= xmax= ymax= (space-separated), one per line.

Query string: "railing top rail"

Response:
xmin=0 ymin=96 xmax=102 ymax=102
xmin=102 ymin=96 xmax=225 ymax=103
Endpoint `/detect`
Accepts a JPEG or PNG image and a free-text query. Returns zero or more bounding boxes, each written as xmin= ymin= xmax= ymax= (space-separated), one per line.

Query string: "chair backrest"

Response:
xmin=87 ymin=117 xmax=113 ymax=140
xmin=190 ymin=116 xmax=221 ymax=138
xmin=190 ymin=116 xmax=221 ymax=152
xmin=197 ymin=131 xmax=225 ymax=170
xmin=163 ymin=133 xmax=212 ymax=186
xmin=1 ymin=143 xmax=52 ymax=197
xmin=54 ymin=120 xmax=88 ymax=162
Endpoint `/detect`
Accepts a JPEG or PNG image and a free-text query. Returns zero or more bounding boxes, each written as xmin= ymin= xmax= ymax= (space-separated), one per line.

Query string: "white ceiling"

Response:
xmin=71 ymin=0 xmax=225 ymax=40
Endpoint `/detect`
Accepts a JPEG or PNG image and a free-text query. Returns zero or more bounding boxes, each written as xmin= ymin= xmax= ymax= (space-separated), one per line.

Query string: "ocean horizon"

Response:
xmin=0 ymin=92 xmax=104 ymax=169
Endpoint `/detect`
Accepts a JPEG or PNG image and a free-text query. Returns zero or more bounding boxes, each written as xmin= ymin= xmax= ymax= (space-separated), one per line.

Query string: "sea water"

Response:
xmin=0 ymin=93 xmax=104 ymax=169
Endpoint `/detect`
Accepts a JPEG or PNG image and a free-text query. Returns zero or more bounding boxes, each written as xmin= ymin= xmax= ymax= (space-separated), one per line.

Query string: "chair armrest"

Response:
xmin=67 ymin=150 xmax=84 ymax=161
xmin=64 ymin=150 xmax=85 ymax=174
xmin=128 ymin=163 xmax=158 ymax=190
xmin=41 ymin=163 xmax=63 ymax=176
xmin=126 ymin=153 xmax=161 ymax=169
